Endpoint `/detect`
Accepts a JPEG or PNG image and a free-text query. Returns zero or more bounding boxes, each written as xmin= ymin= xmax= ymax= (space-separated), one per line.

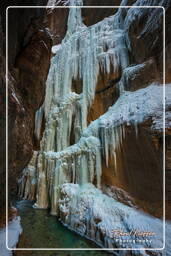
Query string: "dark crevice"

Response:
xmin=95 ymin=75 xmax=121 ymax=94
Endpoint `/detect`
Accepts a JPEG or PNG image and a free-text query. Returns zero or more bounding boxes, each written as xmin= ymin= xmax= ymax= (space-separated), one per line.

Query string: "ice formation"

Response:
xmin=45 ymin=0 xmax=129 ymax=129
xmin=34 ymin=104 xmax=44 ymax=141
xmin=59 ymin=183 xmax=166 ymax=250
xmin=19 ymin=0 xmax=130 ymax=203
xmin=18 ymin=0 xmax=170 ymax=251
xmin=83 ymin=83 xmax=171 ymax=166
xmin=18 ymin=151 xmax=38 ymax=201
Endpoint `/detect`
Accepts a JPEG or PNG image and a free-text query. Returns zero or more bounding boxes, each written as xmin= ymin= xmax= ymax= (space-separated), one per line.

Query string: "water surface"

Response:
xmin=15 ymin=200 xmax=111 ymax=256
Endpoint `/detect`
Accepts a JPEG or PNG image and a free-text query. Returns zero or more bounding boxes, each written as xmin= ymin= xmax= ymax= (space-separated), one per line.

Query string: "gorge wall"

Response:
xmin=0 ymin=0 xmax=51 ymax=226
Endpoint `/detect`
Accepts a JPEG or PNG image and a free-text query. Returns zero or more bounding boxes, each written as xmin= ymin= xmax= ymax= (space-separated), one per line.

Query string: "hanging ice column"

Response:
xmin=45 ymin=0 xmax=129 ymax=138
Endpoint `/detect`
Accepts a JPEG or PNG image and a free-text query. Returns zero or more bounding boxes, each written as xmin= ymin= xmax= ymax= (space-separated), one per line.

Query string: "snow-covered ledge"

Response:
xmin=59 ymin=183 xmax=170 ymax=253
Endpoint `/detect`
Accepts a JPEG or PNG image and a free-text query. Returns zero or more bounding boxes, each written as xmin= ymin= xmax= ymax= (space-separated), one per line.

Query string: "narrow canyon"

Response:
xmin=0 ymin=0 xmax=171 ymax=255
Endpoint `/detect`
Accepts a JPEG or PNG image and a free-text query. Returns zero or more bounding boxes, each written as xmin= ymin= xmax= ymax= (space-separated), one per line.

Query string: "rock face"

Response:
xmin=8 ymin=26 xmax=52 ymax=195
xmin=18 ymin=0 xmax=171 ymax=252
xmin=0 ymin=1 xmax=53 ymax=225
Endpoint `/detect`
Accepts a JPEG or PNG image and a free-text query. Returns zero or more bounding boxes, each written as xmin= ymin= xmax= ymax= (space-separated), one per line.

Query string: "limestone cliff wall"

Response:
xmin=0 ymin=0 xmax=52 ymax=225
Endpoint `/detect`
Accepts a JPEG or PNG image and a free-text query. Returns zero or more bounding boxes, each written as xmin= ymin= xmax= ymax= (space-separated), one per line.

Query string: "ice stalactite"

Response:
xmin=45 ymin=0 xmax=129 ymax=130
xmin=66 ymin=0 xmax=84 ymax=37
xmin=20 ymin=136 xmax=102 ymax=215
xmin=18 ymin=151 xmax=38 ymax=201
xmin=21 ymin=0 xmax=130 ymax=207
xmin=42 ymin=92 xmax=81 ymax=152
xmin=118 ymin=63 xmax=146 ymax=93
xmin=34 ymin=104 xmax=44 ymax=141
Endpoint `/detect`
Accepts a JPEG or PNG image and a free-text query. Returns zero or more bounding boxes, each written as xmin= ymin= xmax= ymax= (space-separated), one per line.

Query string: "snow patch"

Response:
xmin=0 ymin=217 xmax=22 ymax=256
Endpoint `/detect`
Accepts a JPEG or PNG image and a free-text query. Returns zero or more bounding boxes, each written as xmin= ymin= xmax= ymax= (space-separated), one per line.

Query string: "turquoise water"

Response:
xmin=15 ymin=200 xmax=112 ymax=256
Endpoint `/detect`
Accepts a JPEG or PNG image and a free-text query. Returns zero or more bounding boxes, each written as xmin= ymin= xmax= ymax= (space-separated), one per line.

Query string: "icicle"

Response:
xmin=50 ymin=160 xmax=61 ymax=215
xmin=18 ymin=151 xmax=38 ymax=201
xmin=134 ymin=122 xmax=138 ymax=138
xmin=80 ymin=154 xmax=88 ymax=185
xmin=65 ymin=0 xmax=84 ymax=38
xmin=104 ymin=128 xmax=109 ymax=167
xmin=113 ymin=151 xmax=117 ymax=176
xmin=33 ymin=153 xmax=49 ymax=209
xmin=95 ymin=146 xmax=102 ymax=189
xmin=44 ymin=1 xmax=130 ymax=141
xmin=34 ymin=104 xmax=44 ymax=141
xmin=88 ymin=152 xmax=95 ymax=184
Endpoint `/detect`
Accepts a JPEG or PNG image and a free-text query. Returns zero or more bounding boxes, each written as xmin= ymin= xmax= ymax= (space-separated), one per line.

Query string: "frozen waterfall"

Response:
xmin=18 ymin=0 xmax=170 ymax=252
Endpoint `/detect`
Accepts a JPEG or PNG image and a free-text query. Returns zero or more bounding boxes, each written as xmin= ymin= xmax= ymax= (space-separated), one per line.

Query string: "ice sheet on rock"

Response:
xmin=66 ymin=0 xmax=84 ymax=38
xmin=59 ymin=183 xmax=166 ymax=250
xmin=0 ymin=217 xmax=22 ymax=256
xmin=99 ymin=84 xmax=167 ymax=128
xmin=152 ymin=110 xmax=171 ymax=131
xmin=124 ymin=0 xmax=165 ymax=50
xmin=83 ymin=84 xmax=171 ymax=166
xmin=118 ymin=63 xmax=146 ymax=93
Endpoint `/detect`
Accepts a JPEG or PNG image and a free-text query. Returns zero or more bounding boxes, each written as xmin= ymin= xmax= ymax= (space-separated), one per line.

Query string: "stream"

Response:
xmin=14 ymin=200 xmax=111 ymax=256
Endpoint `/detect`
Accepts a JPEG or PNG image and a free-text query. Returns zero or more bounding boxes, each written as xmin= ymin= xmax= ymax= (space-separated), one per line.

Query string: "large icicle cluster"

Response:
xmin=45 ymin=0 xmax=129 ymax=129
xmin=19 ymin=83 xmax=170 ymax=214
xmin=19 ymin=0 xmax=130 ymax=207
xmin=42 ymin=92 xmax=82 ymax=152
xmin=19 ymin=136 xmax=101 ymax=215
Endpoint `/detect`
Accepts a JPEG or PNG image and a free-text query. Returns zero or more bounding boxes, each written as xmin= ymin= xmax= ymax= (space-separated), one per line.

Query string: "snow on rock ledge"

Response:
xmin=59 ymin=183 xmax=167 ymax=252
xmin=83 ymin=84 xmax=171 ymax=165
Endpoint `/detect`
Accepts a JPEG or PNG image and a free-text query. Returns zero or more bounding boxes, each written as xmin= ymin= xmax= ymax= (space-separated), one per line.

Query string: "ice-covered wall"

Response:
xmin=45 ymin=0 xmax=129 ymax=130
xmin=59 ymin=183 xmax=168 ymax=251
xmin=18 ymin=0 xmax=170 ymax=251
xmin=83 ymin=83 xmax=171 ymax=167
